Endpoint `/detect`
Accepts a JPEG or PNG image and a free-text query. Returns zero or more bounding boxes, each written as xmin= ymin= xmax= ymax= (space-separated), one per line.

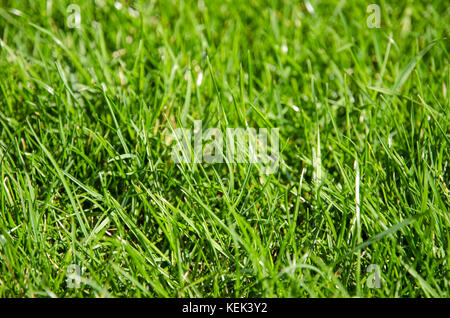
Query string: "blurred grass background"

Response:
xmin=0 ymin=0 xmax=448 ymax=297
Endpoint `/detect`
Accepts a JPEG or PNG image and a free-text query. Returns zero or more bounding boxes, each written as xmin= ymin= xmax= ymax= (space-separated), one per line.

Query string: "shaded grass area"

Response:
xmin=0 ymin=0 xmax=448 ymax=297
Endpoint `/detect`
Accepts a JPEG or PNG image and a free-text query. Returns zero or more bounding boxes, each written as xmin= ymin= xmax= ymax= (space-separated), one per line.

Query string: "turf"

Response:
xmin=0 ymin=0 xmax=448 ymax=297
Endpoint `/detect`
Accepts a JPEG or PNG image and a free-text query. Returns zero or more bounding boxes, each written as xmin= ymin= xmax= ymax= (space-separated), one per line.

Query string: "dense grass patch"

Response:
xmin=0 ymin=0 xmax=448 ymax=297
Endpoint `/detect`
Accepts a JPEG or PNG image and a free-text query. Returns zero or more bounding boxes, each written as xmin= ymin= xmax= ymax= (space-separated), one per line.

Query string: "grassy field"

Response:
xmin=0 ymin=0 xmax=448 ymax=297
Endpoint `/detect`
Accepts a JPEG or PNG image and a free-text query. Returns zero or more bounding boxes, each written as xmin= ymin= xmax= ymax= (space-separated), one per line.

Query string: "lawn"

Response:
xmin=0 ymin=0 xmax=448 ymax=297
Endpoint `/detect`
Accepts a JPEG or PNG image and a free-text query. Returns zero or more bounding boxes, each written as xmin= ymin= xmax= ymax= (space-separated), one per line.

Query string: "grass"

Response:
xmin=0 ymin=0 xmax=448 ymax=298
